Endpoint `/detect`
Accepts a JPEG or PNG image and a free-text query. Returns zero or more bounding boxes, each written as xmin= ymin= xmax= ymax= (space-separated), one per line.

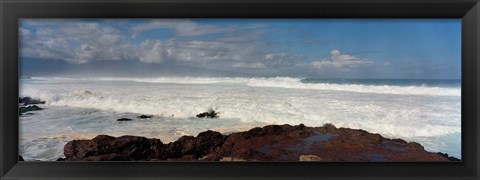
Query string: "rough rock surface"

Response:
xmin=19 ymin=97 xmax=46 ymax=105
xmin=64 ymin=124 xmax=456 ymax=162
xmin=19 ymin=105 xmax=43 ymax=115
xmin=137 ymin=115 xmax=153 ymax=119
xmin=117 ymin=118 xmax=133 ymax=121
xmin=64 ymin=130 xmax=225 ymax=161
xmin=196 ymin=109 xmax=219 ymax=118
xmin=299 ymin=155 xmax=322 ymax=161
xmin=64 ymin=135 xmax=164 ymax=161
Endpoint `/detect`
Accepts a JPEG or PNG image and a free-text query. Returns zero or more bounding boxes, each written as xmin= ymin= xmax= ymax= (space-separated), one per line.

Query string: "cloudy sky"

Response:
xmin=19 ymin=19 xmax=461 ymax=78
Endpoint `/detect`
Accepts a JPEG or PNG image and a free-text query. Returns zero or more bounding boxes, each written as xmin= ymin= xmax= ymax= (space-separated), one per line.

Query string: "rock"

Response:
xmin=64 ymin=131 xmax=225 ymax=161
xmin=202 ymin=124 xmax=452 ymax=162
xmin=56 ymin=158 xmax=66 ymax=161
xmin=63 ymin=124 xmax=454 ymax=162
xmin=436 ymin=152 xmax=461 ymax=161
xmin=299 ymin=155 xmax=322 ymax=161
xmin=117 ymin=118 xmax=133 ymax=121
xmin=64 ymin=135 xmax=164 ymax=161
xmin=159 ymin=130 xmax=225 ymax=159
xmin=219 ymin=157 xmax=247 ymax=161
xmin=19 ymin=155 xmax=24 ymax=161
xmin=19 ymin=105 xmax=43 ymax=115
xmin=196 ymin=109 xmax=219 ymax=118
xmin=137 ymin=115 xmax=153 ymax=119
xmin=202 ymin=124 xmax=317 ymax=161
xmin=19 ymin=97 xmax=46 ymax=105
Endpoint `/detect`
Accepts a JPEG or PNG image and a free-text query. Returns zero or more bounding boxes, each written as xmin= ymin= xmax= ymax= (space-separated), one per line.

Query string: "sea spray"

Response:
xmin=19 ymin=76 xmax=461 ymax=160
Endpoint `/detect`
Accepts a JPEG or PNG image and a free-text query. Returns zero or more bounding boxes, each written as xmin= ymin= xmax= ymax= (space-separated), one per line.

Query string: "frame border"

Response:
xmin=1 ymin=0 xmax=479 ymax=179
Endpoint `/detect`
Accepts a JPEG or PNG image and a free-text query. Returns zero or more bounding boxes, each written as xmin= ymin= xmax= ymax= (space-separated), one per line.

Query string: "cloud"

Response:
xmin=20 ymin=20 xmax=274 ymax=66
xmin=21 ymin=21 xmax=134 ymax=64
xmin=138 ymin=40 xmax=166 ymax=63
xmin=310 ymin=49 xmax=373 ymax=69
xmin=262 ymin=53 xmax=307 ymax=70
xmin=19 ymin=28 xmax=32 ymax=36
xmin=20 ymin=20 xmax=373 ymax=77
xmin=232 ymin=62 xmax=266 ymax=69
xmin=131 ymin=20 xmax=229 ymax=37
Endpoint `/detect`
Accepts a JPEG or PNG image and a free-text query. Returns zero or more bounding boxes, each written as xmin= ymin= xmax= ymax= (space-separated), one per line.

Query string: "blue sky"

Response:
xmin=19 ymin=19 xmax=461 ymax=78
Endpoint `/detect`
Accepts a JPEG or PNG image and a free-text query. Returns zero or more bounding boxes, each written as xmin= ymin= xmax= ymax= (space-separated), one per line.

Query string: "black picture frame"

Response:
xmin=1 ymin=0 xmax=479 ymax=179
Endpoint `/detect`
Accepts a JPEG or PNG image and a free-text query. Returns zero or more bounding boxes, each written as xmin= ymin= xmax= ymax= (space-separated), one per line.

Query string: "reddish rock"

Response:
xmin=64 ymin=124 xmax=456 ymax=162
xmin=64 ymin=135 xmax=164 ymax=161
xmin=64 ymin=130 xmax=224 ymax=161
xmin=158 ymin=130 xmax=225 ymax=159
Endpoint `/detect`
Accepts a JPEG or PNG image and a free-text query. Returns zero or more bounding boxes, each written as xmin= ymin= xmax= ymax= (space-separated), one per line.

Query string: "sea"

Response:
xmin=19 ymin=76 xmax=461 ymax=161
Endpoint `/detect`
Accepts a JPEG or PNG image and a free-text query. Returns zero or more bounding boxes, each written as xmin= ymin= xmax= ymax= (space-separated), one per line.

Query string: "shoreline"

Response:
xmin=18 ymin=97 xmax=461 ymax=161
xmin=57 ymin=123 xmax=460 ymax=162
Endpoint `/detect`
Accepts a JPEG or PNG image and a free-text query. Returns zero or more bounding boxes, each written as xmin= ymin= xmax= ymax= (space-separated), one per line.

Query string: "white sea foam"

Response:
xmin=19 ymin=76 xmax=462 ymax=160
xmin=26 ymin=76 xmax=461 ymax=96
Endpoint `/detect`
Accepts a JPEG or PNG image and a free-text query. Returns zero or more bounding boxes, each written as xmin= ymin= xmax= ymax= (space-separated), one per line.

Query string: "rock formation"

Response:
xmin=64 ymin=124 xmax=457 ymax=162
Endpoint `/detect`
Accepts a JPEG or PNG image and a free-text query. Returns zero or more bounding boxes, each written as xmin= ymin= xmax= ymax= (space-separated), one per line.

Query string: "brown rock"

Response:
xmin=299 ymin=155 xmax=322 ymax=161
xmin=219 ymin=157 xmax=247 ymax=161
xmin=64 ymin=135 xmax=164 ymax=161
xmin=63 ymin=124 xmax=454 ymax=162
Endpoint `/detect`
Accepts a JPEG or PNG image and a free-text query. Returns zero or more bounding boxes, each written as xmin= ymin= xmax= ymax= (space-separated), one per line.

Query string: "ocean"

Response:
xmin=19 ymin=76 xmax=461 ymax=161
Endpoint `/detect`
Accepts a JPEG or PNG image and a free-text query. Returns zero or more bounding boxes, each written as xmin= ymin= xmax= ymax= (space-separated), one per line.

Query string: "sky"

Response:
xmin=19 ymin=19 xmax=461 ymax=79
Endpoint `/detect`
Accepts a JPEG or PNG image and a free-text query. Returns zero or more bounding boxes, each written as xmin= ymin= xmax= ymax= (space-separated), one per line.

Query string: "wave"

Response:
xmin=26 ymin=76 xmax=460 ymax=96
xmin=19 ymin=76 xmax=462 ymax=160
xmin=246 ymin=78 xmax=460 ymax=97
xmin=20 ymin=81 xmax=461 ymax=137
xmin=29 ymin=76 xmax=249 ymax=84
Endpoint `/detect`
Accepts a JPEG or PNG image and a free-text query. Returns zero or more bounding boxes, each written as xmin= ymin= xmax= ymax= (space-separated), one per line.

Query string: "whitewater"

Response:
xmin=19 ymin=76 xmax=461 ymax=161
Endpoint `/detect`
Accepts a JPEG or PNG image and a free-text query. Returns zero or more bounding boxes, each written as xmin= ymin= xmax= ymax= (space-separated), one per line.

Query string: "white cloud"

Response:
xmin=232 ymin=62 xmax=266 ymax=69
xmin=21 ymin=21 xmax=133 ymax=64
xmin=131 ymin=20 xmax=233 ymax=37
xmin=19 ymin=28 xmax=31 ymax=37
xmin=263 ymin=53 xmax=306 ymax=67
xmin=265 ymin=53 xmax=275 ymax=60
xmin=310 ymin=49 xmax=373 ymax=69
xmin=19 ymin=20 xmax=301 ymax=71
xmin=139 ymin=40 xmax=165 ymax=63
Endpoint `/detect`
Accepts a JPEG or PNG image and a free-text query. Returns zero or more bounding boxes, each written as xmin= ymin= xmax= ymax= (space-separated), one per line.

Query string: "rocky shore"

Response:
xmin=63 ymin=124 xmax=460 ymax=162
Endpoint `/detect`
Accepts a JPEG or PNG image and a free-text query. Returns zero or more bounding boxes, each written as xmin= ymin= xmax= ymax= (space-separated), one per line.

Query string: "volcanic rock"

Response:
xmin=117 ymin=118 xmax=133 ymax=121
xmin=64 ymin=135 xmax=164 ymax=161
xmin=64 ymin=130 xmax=225 ymax=161
xmin=437 ymin=152 xmax=461 ymax=161
xmin=137 ymin=115 xmax=153 ymax=119
xmin=299 ymin=155 xmax=322 ymax=161
xmin=19 ymin=105 xmax=43 ymax=115
xmin=196 ymin=109 xmax=219 ymax=118
xmin=63 ymin=124 xmax=455 ymax=162
xmin=19 ymin=97 xmax=46 ymax=105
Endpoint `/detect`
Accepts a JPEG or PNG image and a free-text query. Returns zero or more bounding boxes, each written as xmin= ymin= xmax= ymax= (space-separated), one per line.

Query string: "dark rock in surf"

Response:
xmin=196 ymin=109 xmax=219 ymax=118
xmin=19 ymin=105 xmax=43 ymax=115
xmin=137 ymin=115 xmax=153 ymax=119
xmin=19 ymin=155 xmax=24 ymax=161
xmin=19 ymin=97 xmax=46 ymax=105
xmin=117 ymin=118 xmax=133 ymax=121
